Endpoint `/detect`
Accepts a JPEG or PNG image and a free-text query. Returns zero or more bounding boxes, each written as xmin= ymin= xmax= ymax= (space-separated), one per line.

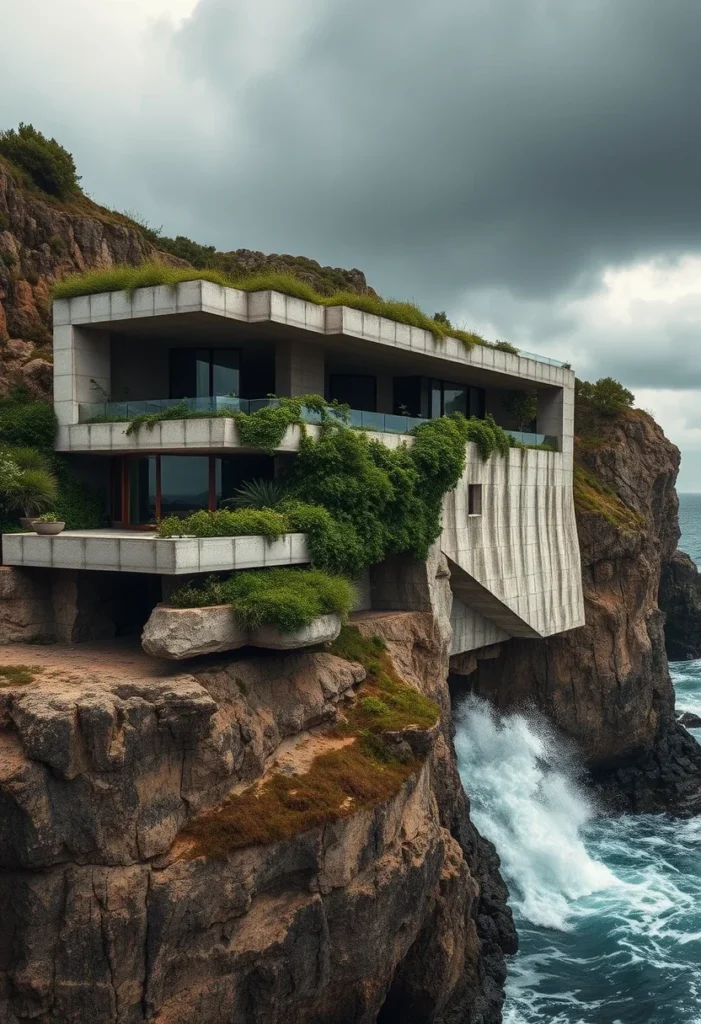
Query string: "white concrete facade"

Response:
xmin=30 ymin=281 xmax=585 ymax=656
xmin=52 ymin=283 xmax=572 ymax=444
xmin=2 ymin=530 xmax=310 ymax=575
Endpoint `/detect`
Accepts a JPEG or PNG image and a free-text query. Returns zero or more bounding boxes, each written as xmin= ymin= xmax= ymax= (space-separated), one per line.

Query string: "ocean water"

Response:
xmin=454 ymin=493 xmax=701 ymax=1024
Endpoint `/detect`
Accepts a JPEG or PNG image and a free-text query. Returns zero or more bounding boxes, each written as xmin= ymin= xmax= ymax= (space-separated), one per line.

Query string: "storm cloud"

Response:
xmin=2 ymin=0 xmax=701 ymax=483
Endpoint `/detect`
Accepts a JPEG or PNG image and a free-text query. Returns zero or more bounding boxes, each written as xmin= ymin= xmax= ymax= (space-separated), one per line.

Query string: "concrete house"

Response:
xmin=1 ymin=280 xmax=585 ymax=655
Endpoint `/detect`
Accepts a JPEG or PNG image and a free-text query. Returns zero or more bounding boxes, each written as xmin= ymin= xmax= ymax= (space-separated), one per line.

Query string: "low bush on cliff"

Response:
xmin=181 ymin=627 xmax=439 ymax=858
xmin=573 ymin=464 xmax=644 ymax=534
xmin=575 ymin=377 xmax=634 ymax=415
xmin=168 ymin=568 xmax=355 ymax=632
xmin=52 ymin=261 xmax=495 ymax=351
xmin=0 ymin=124 xmax=81 ymax=199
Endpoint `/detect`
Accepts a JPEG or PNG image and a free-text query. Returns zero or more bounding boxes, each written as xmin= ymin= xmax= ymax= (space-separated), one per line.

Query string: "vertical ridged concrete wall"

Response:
xmin=442 ymin=443 xmax=584 ymax=654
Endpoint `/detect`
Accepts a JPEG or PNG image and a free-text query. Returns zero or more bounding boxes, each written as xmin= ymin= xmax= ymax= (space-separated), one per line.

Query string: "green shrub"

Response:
xmin=0 ymin=123 xmax=81 ymax=198
xmin=48 ymin=234 xmax=67 ymax=256
xmin=575 ymin=377 xmax=634 ymax=415
xmin=224 ymin=478 xmax=283 ymax=509
xmin=51 ymin=457 xmax=107 ymax=529
xmin=0 ymin=398 xmax=57 ymax=451
xmin=1 ymin=251 xmax=16 ymax=268
xmin=158 ymin=507 xmax=289 ymax=539
xmin=0 ymin=211 xmax=9 ymax=231
xmin=168 ymin=567 xmax=355 ymax=632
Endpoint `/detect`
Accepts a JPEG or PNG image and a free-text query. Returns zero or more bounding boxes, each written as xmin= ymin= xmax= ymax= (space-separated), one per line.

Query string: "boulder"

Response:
xmin=142 ymin=604 xmax=247 ymax=660
xmin=141 ymin=604 xmax=342 ymax=660
xmin=249 ymin=613 xmax=341 ymax=650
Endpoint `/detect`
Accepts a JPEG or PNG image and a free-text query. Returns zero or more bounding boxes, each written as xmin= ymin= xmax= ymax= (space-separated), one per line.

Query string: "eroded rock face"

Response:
xmin=462 ymin=408 xmax=701 ymax=815
xmin=0 ymin=614 xmax=514 ymax=1023
xmin=659 ymin=549 xmax=701 ymax=661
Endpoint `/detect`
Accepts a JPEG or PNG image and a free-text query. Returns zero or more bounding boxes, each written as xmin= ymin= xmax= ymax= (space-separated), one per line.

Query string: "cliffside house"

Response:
xmin=1 ymin=281 xmax=585 ymax=654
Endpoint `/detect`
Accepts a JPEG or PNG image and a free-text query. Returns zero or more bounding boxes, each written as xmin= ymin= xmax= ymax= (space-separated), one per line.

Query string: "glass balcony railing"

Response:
xmin=78 ymin=397 xmax=428 ymax=433
xmin=77 ymin=397 xmax=558 ymax=448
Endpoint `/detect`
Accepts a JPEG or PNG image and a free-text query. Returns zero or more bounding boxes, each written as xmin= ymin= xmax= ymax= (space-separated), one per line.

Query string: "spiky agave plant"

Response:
xmin=222 ymin=478 xmax=283 ymax=510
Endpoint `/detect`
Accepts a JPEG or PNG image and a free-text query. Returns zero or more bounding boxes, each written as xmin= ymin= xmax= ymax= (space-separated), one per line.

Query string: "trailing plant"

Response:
xmin=124 ymin=401 xmax=191 ymax=435
xmin=233 ymin=395 xmax=347 ymax=454
xmin=168 ymin=567 xmax=356 ymax=632
xmin=151 ymin=410 xmax=519 ymax=578
xmin=158 ymin=507 xmax=289 ymax=539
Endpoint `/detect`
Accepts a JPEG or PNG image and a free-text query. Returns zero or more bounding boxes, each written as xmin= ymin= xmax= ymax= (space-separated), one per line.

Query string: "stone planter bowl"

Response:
xmin=32 ymin=522 xmax=66 ymax=536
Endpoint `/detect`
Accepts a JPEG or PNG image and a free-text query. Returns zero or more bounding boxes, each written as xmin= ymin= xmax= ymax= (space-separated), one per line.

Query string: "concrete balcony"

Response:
xmin=1 ymin=529 xmax=310 ymax=575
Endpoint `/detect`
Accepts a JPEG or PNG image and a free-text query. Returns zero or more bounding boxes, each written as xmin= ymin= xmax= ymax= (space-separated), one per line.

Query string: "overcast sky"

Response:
xmin=2 ymin=0 xmax=701 ymax=488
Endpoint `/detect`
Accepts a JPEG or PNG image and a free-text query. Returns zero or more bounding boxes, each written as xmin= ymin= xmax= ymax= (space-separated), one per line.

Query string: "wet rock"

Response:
xmin=659 ymin=549 xmax=701 ymax=661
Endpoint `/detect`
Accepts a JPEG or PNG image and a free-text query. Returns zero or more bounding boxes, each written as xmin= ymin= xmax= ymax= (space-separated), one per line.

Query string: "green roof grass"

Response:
xmin=51 ymin=262 xmax=498 ymax=351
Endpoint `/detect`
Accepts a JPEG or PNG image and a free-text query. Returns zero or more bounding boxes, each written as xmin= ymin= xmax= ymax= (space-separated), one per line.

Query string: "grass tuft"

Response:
xmin=0 ymin=664 xmax=42 ymax=687
xmin=573 ymin=464 xmax=644 ymax=535
xmin=181 ymin=627 xmax=439 ymax=859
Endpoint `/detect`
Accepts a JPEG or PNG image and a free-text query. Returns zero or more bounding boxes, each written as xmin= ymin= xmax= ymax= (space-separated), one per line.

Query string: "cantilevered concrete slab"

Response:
xmin=52 ymin=283 xmax=573 ymax=442
xmin=1 ymin=530 xmax=310 ymax=575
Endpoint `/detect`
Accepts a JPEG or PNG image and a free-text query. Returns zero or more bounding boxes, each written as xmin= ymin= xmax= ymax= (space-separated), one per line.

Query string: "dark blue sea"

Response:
xmin=455 ymin=493 xmax=701 ymax=1024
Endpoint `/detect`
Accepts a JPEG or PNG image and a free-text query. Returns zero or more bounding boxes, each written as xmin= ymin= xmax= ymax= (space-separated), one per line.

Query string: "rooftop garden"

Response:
xmin=51 ymin=261 xmax=518 ymax=354
xmin=181 ymin=627 xmax=439 ymax=858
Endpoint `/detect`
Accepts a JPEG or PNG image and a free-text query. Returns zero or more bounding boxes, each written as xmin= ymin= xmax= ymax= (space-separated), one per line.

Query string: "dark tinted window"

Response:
xmin=329 ymin=374 xmax=377 ymax=411
xmin=160 ymin=456 xmax=210 ymax=518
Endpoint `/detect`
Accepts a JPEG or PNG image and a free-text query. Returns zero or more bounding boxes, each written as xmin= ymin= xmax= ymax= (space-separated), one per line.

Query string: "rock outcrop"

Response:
xmin=659 ymin=549 xmax=701 ymax=661
xmin=0 ymin=607 xmax=515 ymax=1023
xmin=0 ymin=162 xmax=374 ymax=401
xmin=459 ymin=407 xmax=701 ymax=815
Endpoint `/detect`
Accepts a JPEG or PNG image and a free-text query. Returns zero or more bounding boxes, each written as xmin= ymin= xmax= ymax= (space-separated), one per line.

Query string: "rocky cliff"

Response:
xmin=0 ymin=160 xmax=371 ymax=402
xmin=461 ymin=406 xmax=701 ymax=815
xmin=659 ymin=549 xmax=701 ymax=661
xmin=0 ymin=602 xmax=515 ymax=1024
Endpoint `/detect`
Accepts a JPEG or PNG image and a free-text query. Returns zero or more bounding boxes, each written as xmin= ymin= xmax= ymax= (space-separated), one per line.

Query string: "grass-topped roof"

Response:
xmin=51 ymin=262 xmax=518 ymax=354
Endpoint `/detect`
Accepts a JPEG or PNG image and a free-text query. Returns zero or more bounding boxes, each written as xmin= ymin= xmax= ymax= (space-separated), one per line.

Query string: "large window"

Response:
xmin=329 ymin=374 xmax=377 ymax=411
xmin=394 ymin=377 xmax=485 ymax=420
xmin=113 ymin=454 xmax=274 ymax=526
xmin=170 ymin=348 xmax=240 ymax=399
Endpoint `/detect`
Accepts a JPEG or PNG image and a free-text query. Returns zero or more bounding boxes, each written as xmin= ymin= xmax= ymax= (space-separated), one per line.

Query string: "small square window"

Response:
xmin=468 ymin=484 xmax=482 ymax=516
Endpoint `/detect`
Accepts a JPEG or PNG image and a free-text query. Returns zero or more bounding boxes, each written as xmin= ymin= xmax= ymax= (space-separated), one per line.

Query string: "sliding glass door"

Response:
xmin=113 ymin=454 xmax=273 ymax=526
xmin=169 ymin=349 xmax=240 ymax=399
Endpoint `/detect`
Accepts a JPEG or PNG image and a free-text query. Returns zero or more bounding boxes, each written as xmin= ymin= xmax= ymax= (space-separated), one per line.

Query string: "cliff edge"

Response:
xmin=462 ymin=405 xmax=701 ymax=815
xmin=0 ymin=604 xmax=515 ymax=1024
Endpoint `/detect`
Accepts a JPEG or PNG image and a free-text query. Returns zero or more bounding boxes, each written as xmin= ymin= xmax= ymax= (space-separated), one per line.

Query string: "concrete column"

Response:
xmin=536 ymin=386 xmax=564 ymax=450
xmin=275 ymin=338 xmax=325 ymax=398
xmin=53 ymin=324 xmax=111 ymax=427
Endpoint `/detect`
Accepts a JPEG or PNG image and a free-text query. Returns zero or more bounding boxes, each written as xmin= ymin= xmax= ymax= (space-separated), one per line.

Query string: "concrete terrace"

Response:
xmin=2 ymin=529 xmax=310 ymax=574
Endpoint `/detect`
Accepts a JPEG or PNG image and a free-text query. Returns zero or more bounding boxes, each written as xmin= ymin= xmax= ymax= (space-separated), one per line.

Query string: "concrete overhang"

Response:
xmin=53 ymin=282 xmax=572 ymax=393
xmin=1 ymin=530 xmax=310 ymax=574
